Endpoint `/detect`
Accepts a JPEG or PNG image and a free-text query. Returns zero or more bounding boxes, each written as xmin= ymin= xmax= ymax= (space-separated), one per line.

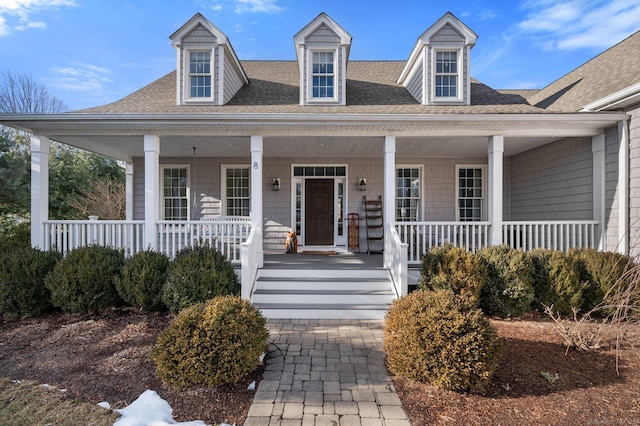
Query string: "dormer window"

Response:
xmin=188 ymin=51 xmax=212 ymax=99
xmin=311 ymin=51 xmax=335 ymax=99
xmin=435 ymin=50 xmax=459 ymax=99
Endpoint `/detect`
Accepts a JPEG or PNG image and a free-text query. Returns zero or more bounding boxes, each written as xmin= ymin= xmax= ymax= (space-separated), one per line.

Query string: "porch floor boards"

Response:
xmin=263 ymin=251 xmax=384 ymax=269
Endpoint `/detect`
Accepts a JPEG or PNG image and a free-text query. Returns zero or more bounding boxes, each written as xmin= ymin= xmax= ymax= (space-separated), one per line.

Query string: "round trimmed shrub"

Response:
xmin=0 ymin=247 xmax=62 ymax=316
xmin=44 ymin=245 xmax=124 ymax=313
xmin=384 ymin=290 xmax=502 ymax=392
xmin=115 ymin=250 xmax=169 ymax=311
xmin=162 ymin=244 xmax=239 ymax=313
xmin=478 ymin=246 xmax=535 ymax=318
xmin=569 ymin=248 xmax=633 ymax=313
xmin=152 ymin=295 xmax=269 ymax=389
xmin=418 ymin=245 xmax=488 ymax=305
xmin=526 ymin=249 xmax=583 ymax=314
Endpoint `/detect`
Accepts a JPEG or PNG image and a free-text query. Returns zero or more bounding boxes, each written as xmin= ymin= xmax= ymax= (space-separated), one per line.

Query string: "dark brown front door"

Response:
xmin=305 ymin=179 xmax=334 ymax=245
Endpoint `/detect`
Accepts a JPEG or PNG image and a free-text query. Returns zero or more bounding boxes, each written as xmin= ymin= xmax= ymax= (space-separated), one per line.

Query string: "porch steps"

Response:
xmin=252 ymin=268 xmax=396 ymax=319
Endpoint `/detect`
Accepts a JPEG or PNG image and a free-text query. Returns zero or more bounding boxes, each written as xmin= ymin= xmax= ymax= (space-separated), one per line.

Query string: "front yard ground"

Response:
xmin=0 ymin=309 xmax=638 ymax=425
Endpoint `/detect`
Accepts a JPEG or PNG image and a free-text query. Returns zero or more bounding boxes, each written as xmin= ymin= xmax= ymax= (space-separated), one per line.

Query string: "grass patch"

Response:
xmin=0 ymin=378 xmax=119 ymax=425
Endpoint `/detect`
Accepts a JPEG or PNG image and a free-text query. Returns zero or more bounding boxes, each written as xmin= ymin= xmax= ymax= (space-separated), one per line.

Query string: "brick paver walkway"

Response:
xmin=244 ymin=319 xmax=411 ymax=426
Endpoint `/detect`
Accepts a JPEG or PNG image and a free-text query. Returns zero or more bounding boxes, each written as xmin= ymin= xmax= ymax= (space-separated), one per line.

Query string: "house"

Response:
xmin=1 ymin=12 xmax=638 ymax=318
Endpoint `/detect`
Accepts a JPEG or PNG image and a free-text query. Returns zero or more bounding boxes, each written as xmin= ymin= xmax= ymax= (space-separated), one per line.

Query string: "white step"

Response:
xmin=257 ymin=306 xmax=389 ymax=320
xmin=258 ymin=268 xmax=390 ymax=279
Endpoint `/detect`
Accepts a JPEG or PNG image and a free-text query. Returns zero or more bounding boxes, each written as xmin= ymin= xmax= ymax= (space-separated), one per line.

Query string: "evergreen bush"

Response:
xmin=115 ymin=250 xmax=170 ymax=311
xmin=44 ymin=245 xmax=124 ymax=313
xmin=0 ymin=247 xmax=62 ymax=316
xmin=162 ymin=244 xmax=239 ymax=313
xmin=418 ymin=244 xmax=488 ymax=305
xmin=152 ymin=295 xmax=269 ymax=389
xmin=384 ymin=290 xmax=502 ymax=392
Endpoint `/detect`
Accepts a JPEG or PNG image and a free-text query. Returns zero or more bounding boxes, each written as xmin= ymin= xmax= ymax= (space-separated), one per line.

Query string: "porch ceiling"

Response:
xmin=0 ymin=112 xmax=627 ymax=161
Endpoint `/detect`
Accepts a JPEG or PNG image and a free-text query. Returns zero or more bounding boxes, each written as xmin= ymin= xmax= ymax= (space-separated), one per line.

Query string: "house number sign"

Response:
xmin=253 ymin=161 xmax=259 ymax=169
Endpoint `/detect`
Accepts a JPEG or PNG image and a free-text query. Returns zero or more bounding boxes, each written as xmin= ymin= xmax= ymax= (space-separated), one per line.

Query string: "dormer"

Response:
xmin=294 ymin=13 xmax=352 ymax=106
xmin=398 ymin=12 xmax=477 ymax=106
xmin=170 ymin=13 xmax=248 ymax=106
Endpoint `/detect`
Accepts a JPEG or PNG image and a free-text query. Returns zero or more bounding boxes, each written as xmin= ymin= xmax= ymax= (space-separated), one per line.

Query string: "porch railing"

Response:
xmin=385 ymin=224 xmax=408 ymax=297
xmin=241 ymin=224 xmax=260 ymax=300
xmin=395 ymin=222 xmax=491 ymax=264
xmin=502 ymin=221 xmax=598 ymax=252
xmin=157 ymin=218 xmax=252 ymax=263
xmin=43 ymin=220 xmax=145 ymax=256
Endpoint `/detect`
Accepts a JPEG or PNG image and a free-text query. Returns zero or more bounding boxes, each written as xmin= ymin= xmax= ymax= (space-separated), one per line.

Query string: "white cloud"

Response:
xmin=0 ymin=0 xmax=76 ymax=35
xmin=477 ymin=9 xmax=496 ymax=20
xmin=45 ymin=64 xmax=112 ymax=93
xmin=518 ymin=0 xmax=640 ymax=50
xmin=234 ymin=0 xmax=284 ymax=14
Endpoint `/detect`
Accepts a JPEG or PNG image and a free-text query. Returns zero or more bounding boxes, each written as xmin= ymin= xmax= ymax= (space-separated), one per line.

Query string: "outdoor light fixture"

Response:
xmin=272 ymin=177 xmax=281 ymax=191
xmin=359 ymin=177 xmax=367 ymax=191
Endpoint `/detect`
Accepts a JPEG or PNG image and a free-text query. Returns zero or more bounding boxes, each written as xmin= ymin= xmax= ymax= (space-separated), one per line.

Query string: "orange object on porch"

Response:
xmin=347 ymin=213 xmax=361 ymax=251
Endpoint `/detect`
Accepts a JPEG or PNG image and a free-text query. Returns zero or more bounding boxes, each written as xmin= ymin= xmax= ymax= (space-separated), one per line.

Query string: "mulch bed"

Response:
xmin=1 ymin=309 xmax=639 ymax=425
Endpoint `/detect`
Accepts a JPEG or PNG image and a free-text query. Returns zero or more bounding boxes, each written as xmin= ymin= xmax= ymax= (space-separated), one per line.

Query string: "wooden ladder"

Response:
xmin=364 ymin=195 xmax=383 ymax=254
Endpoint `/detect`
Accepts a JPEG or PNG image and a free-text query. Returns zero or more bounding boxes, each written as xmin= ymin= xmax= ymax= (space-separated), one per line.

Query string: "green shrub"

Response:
xmin=115 ymin=250 xmax=169 ymax=311
xmin=384 ymin=290 xmax=502 ymax=392
xmin=418 ymin=245 xmax=488 ymax=305
xmin=0 ymin=221 xmax=30 ymax=251
xmin=44 ymin=245 xmax=124 ymax=313
xmin=478 ymin=246 xmax=536 ymax=318
xmin=152 ymin=295 xmax=269 ymax=389
xmin=569 ymin=248 xmax=633 ymax=313
xmin=0 ymin=247 xmax=62 ymax=316
xmin=526 ymin=249 xmax=583 ymax=315
xmin=162 ymin=244 xmax=239 ymax=313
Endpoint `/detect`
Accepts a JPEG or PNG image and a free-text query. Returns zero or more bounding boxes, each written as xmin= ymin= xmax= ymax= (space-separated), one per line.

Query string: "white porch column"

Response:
xmin=30 ymin=135 xmax=49 ymax=249
xmin=488 ymin=135 xmax=504 ymax=246
xmin=592 ymin=134 xmax=606 ymax=250
xmin=250 ymin=135 xmax=264 ymax=267
xmin=144 ymin=135 xmax=160 ymax=251
xmin=618 ymin=120 xmax=629 ymax=254
xmin=383 ymin=136 xmax=396 ymax=267
xmin=125 ymin=161 xmax=134 ymax=221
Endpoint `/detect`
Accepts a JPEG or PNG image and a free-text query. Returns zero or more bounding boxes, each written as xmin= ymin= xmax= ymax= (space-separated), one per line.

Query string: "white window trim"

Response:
xmin=455 ymin=164 xmax=487 ymax=221
xmin=431 ymin=48 xmax=463 ymax=103
xmin=306 ymin=48 xmax=339 ymax=103
xmin=183 ymin=48 xmax=215 ymax=103
xmin=160 ymin=165 xmax=190 ymax=221
xmin=221 ymin=164 xmax=251 ymax=217
xmin=395 ymin=165 xmax=423 ymax=222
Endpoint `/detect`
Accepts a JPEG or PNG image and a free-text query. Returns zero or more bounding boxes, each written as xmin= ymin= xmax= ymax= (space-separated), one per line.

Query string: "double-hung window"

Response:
xmin=162 ymin=166 xmax=189 ymax=221
xmin=223 ymin=166 xmax=250 ymax=217
xmin=396 ymin=167 xmax=421 ymax=221
xmin=435 ymin=51 xmax=458 ymax=99
xmin=457 ymin=166 xmax=485 ymax=221
xmin=188 ymin=51 xmax=212 ymax=99
xmin=311 ymin=51 xmax=335 ymax=99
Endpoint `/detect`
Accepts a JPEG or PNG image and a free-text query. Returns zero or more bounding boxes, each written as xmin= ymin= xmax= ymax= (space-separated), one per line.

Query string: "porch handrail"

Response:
xmin=43 ymin=220 xmax=145 ymax=256
xmin=503 ymin=220 xmax=598 ymax=251
xmin=385 ymin=223 xmax=408 ymax=298
xmin=157 ymin=218 xmax=252 ymax=262
xmin=395 ymin=221 xmax=491 ymax=264
xmin=241 ymin=224 xmax=260 ymax=300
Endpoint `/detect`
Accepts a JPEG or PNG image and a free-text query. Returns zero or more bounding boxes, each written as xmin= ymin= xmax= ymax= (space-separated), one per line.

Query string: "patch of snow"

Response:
xmin=247 ymin=381 xmax=255 ymax=391
xmin=113 ymin=389 xmax=209 ymax=426
xmin=259 ymin=353 xmax=265 ymax=363
xmin=98 ymin=401 xmax=111 ymax=409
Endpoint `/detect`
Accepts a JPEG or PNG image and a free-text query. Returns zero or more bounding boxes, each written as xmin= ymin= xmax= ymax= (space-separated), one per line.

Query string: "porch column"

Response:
xmin=144 ymin=135 xmax=160 ymax=251
xmin=30 ymin=135 xmax=49 ymax=249
xmin=488 ymin=136 xmax=504 ymax=246
xmin=592 ymin=134 xmax=606 ymax=250
xmin=250 ymin=135 xmax=264 ymax=267
xmin=125 ymin=161 xmax=134 ymax=221
xmin=618 ymin=120 xmax=629 ymax=254
xmin=383 ymin=136 xmax=396 ymax=267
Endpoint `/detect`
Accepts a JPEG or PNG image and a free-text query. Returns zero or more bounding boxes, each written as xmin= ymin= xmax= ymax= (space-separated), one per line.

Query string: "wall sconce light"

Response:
xmin=359 ymin=177 xmax=367 ymax=191
xmin=272 ymin=177 xmax=281 ymax=191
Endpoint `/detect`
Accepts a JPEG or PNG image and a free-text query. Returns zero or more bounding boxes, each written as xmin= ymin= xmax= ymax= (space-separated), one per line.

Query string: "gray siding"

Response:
xmin=430 ymin=23 xmax=465 ymax=43
xmin=223 ymin=48 xmax=244 ymax=104
xmin=508 ymin=137 xmax=593 ymax=220
xmin=425 ymin=23 xmax=467 ymax=105
xmin=405 ymin=55 xmax=423 ymax=103
xmin=628 ymin=102 xmax=640 ymax=254
xmin=179 ymin=23 xmax=219 ymax=105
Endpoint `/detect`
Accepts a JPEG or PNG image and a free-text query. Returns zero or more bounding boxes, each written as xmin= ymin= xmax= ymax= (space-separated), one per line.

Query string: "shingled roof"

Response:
xmin=527 ymin=30 xmax=640 ymax=112
xmin=77 ymin=61 xmax=546 ymax=115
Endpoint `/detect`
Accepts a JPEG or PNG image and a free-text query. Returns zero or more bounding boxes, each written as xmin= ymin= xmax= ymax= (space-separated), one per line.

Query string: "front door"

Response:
xmin=305 ymin=179 xmax=334 ymax=245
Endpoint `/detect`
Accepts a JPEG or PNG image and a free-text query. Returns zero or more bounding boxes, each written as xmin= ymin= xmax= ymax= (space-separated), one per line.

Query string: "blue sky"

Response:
xmin=0 ymin=0 xmax=639 ymax=111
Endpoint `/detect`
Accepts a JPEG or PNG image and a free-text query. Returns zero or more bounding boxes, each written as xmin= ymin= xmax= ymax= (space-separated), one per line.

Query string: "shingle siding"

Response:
xmin=628 ymin=102 xmax=640 ymax=253
xmin=508 ymin=137 xmax=593 ymax=221
xmin=405 ymin=56 xmax=423 ymax=103
xmin=223 ymin=49 xmax=244 ymax=104
xmin=300 ymin=23 xmax=344 ymax=105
